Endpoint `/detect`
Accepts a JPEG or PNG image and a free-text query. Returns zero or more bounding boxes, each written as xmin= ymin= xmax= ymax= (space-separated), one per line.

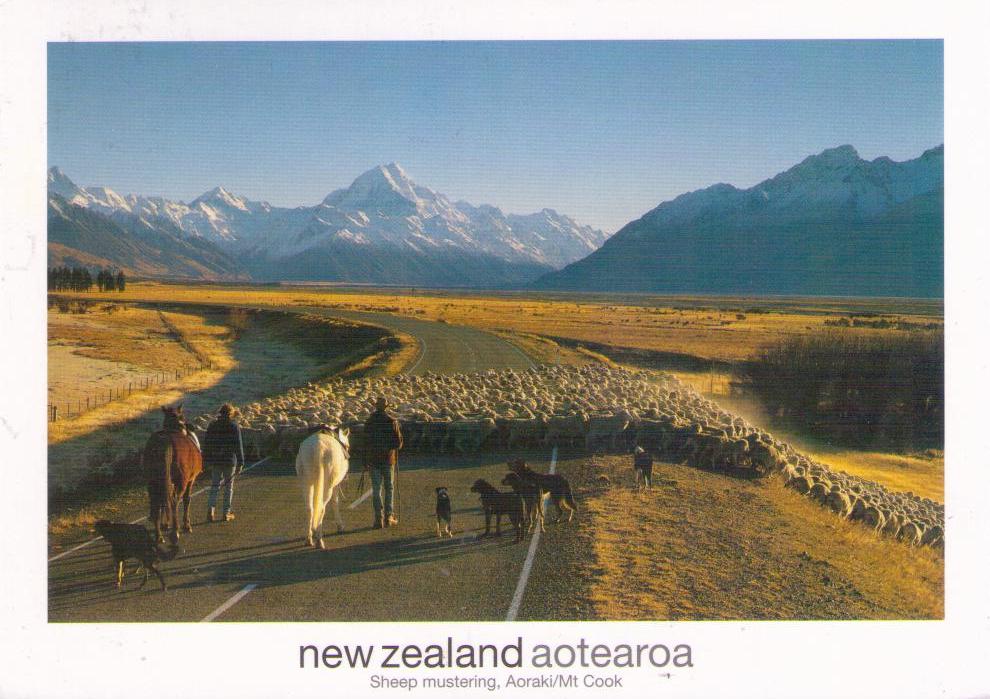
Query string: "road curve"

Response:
xmin=49 ymin=301 xmax=551 ymax=623
xmin=292 ymin=305 xmax=535 ymax=375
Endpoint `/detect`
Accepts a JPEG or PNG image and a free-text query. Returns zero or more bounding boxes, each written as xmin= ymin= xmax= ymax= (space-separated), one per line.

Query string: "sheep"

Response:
xmin=826 ymin=489 xmax=853 ymax=518
xmin=448 ymin=418 xmax=498 ymax=454
xmin=188 ymin=363 xmax=943 ymax=546
xmin=861 ymin=505 xmax=885 ymax=531
xmin=544 ymin=414 xmax=588 ymax=448
xmin=585 ymin=411 xmax=633 ymax=452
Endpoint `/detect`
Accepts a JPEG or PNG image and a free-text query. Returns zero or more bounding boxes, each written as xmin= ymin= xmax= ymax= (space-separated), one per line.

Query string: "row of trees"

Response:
xmin=48 ymin=266 xmax=126 ymax=292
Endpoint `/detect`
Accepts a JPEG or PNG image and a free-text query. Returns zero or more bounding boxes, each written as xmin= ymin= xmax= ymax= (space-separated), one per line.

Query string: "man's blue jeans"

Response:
xmin=207 ymin=465 xmax=236 ymax=516
xmin=370 ymin=464 xmax=394 ymax=520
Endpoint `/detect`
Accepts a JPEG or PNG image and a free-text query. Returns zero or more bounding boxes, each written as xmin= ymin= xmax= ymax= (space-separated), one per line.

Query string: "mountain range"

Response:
xmin=534 ymin=145 xmax=943 ymax=297
xmin=47 ymin=164 xmax=606 ymax=287
xmin=48 ymin=144 xmax=943 ymax=296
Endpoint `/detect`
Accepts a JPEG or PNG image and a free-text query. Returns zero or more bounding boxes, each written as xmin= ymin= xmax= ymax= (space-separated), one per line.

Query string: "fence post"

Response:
xmin=52 ymin=406 xmax=57 ymax=422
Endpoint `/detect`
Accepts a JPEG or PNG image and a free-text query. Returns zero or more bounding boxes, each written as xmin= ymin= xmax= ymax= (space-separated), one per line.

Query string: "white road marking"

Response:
xmin=405 ymin=334 xmax=428 ymax=375
xmin=505 ymin=446 xmax=557 ymax=622
xmin=200 ymin=583 xmax=258 ymax=622
xmin=348 ymin=488 xmax=372 ymax=509
xmin=48 ymin=457 xmax=271 ymax=563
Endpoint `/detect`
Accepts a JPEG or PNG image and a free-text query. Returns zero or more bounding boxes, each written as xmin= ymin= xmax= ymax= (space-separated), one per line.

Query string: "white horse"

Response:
xmin=294 ymin=427 xmax=350 ymax=549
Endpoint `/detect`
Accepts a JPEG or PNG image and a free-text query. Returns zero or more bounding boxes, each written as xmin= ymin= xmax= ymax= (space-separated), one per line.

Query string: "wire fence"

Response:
xmin=47 ymin=364 xmax=216 ymax=422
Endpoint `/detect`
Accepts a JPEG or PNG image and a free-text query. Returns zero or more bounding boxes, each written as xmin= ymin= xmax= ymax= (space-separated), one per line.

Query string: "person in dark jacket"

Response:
xmin=203 ymin=403 xmax=246 ymax=523
xmin=363 ymin=397 xmax=404 ymax=528
xmin=633 ymin=445 xmax=653 ymax=490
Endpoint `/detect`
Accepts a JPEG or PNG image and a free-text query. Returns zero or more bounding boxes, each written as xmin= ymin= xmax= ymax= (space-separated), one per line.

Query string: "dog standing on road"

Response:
xmin=469 ymin=479 xmax=524 ymax=543
xmin=94 ymin=520 xmax=178 ymax=592
xmin=434 ymin=486 xmax=453 ymax=538
xmin=501 ymin=472 xmax=544 ymax=533
xmin=507 ymin=459 xmax=578 ymax=523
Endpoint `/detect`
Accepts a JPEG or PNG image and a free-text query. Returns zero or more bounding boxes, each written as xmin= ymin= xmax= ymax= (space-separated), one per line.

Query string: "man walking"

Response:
xmin=633 ymin=445 xmax=653 ymax=490
xmin=363 ymin=397 xmax=404 ymax=528
xmin=203 ymin=403 xmax=246 ymax=523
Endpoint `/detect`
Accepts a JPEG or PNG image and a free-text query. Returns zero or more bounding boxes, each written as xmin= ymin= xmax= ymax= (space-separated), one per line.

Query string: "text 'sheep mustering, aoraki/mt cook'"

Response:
xmin=299 ymin=637 xmax=693 ymax=670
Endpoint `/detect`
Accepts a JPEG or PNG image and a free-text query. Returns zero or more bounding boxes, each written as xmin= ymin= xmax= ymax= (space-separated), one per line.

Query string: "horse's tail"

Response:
xmin=164 ymin=439 xmax=177 ymax=513
xmin=145 ymin=433 xmax=175 ymax=524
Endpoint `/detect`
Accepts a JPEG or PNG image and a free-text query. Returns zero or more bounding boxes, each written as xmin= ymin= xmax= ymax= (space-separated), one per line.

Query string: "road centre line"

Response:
xmin=200 ymin=583 xmax=258 ymax=622
xmin=405 ymin=333 xmax=428 ymax=375
xmin=505 ymin=446 xmax=557 ymax=622
xmin=349 ymin=488 xmax=372 ymax=509
xmin=47 ymin=457 xmax=272 ymax=563
xmin=199 ymin=447 xmax=558 ymax=623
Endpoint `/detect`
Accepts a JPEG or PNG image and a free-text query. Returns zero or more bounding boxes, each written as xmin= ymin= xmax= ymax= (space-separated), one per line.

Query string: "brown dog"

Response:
xmin=501 ymin=472 xmax=544 ymax=533
xmin=508 ymin=458 xmax=578 ymax=523
xmin=469 ymin=479 xmax=524 ymax=543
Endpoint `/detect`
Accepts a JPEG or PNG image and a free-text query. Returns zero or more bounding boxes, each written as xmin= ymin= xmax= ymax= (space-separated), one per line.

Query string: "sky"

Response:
xmin=48 ymin=41 xmax=942 ymax=233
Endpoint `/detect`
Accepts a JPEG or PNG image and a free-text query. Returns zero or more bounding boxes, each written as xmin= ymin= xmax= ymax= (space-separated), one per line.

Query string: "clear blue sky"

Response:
xmin=48 ymin=41 xmax=942 ymax=233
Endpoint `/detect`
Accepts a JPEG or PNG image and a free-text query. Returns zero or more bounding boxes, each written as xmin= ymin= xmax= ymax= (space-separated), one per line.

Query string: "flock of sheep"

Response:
xmin=187 ymin=363 xmax=943 ymax=548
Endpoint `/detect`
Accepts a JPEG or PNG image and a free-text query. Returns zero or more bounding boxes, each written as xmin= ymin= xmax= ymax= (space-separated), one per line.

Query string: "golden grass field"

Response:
xmin=558 ymin=454 xmax=942 ymax=620
xmin=57 ymin=281 xmax=943 ymax=362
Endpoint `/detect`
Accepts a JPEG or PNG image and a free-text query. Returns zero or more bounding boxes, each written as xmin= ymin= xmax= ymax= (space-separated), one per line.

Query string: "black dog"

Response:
xmin=469 ymin=479 xmax=524 ymax=543
xmin=435 ymin=486 xmax=453 ymax=537
xmin=501 ymin=472 xmax=544 ymax=533
xmin=508 ymin=459 xmax=578 ymax=523
xmin=94 ymin=520 xmax=178 ymax=592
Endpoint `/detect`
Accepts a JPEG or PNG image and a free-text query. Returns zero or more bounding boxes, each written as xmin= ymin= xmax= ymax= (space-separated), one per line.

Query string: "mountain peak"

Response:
xmin=47 ymin=165 xmax=78 ymax=192
xmin=325 ymin=162 xmax=426 ymax=213
xmin=193 ymin=185 xmax=249 ymax=212
xmin=808 ymin=144 xmax=861 ymax=167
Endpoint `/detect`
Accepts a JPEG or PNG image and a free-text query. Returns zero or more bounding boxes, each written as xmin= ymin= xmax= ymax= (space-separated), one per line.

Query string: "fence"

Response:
xmin=47 ymin=364 xmax=215 ymax=422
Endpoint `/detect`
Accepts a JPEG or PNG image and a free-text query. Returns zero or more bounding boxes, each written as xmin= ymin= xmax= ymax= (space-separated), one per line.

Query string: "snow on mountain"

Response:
xmin=47 ymin=164 xmax=607 ymax=274
xmin=535 ymin=144 xmax=944 ymax=297
xmin=637 ymin=144 xmax=944 ymax=230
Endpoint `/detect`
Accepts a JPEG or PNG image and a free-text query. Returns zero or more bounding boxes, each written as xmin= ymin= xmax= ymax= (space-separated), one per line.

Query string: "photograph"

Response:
xmin=44 ymin=38 xmax=946 ymax=625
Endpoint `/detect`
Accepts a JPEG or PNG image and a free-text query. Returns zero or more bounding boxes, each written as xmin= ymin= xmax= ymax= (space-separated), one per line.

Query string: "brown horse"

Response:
xmin=144 ymin=405 xmax=203 ymax=543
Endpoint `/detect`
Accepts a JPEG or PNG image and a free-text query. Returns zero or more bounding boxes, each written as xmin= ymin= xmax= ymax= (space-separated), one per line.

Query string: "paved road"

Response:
xmin=293 ymin=305 xmax=535 ymax=375
xmin=48 ymin=303 xmax=563 ymax=622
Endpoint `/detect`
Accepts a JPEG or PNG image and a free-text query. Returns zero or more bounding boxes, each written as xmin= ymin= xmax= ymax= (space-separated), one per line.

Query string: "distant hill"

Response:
xmin=533 ymin=145 xmax=943 ymax=297
xmin=47 ymin=193 xmax=246 ymax=279
xmin=47 ymin=164 xmax=607 ymax=287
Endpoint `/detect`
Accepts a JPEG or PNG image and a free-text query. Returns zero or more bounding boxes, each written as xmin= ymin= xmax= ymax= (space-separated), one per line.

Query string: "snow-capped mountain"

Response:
xmin=534 ymin=145 xmax=944 ymax=297
xmin=47 ymin=164 xmax=607 ymax=286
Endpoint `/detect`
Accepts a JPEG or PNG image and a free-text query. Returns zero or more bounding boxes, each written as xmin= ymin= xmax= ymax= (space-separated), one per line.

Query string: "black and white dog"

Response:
xmin=434 ymin=486 xmax=453 ymax=538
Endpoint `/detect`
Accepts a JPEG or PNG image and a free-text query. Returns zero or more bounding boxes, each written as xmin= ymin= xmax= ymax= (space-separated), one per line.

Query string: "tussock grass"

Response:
xmin=805 ymin=449 xmax=943 ymax=502
xmin=558 ymin=455 xmax=942 ymax=620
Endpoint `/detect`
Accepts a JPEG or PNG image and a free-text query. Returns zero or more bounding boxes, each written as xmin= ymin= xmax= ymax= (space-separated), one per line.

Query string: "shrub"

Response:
xmin=743 ymin=330 xmax=943 ymax=449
